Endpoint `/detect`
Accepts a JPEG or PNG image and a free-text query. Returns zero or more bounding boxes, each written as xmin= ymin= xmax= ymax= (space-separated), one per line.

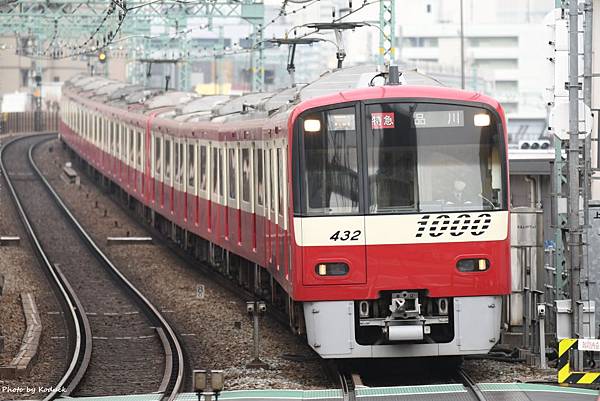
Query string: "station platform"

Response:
xmin=34 ymin=383 xmax=597 ymax=401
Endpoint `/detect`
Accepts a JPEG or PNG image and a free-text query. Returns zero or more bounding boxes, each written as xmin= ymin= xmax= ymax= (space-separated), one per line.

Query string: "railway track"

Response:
xmin=339 ymin=361 xmax=489 ymax=401
xmin=458 ymin=368 xmax=488 ymax=401
xmin=0 ymin=134 xmax=184 ymax=399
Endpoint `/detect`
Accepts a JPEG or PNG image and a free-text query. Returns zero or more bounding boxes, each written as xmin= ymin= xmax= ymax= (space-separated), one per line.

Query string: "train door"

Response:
xmin=297 ymin=105 xmax=367 ymax=286
xmin=227 ymin=142 xmax=240 ymax=246
xmin=177 ymin=139 xmax=185 ymax=220
xmin=164 ymin=136 xmax=173 ymax=211
xmin=133 ymin=128 xmax=144 ymax=194
xmin=127 ymin=127 xmax=133 ymax=189
xmin=254 ymin=143 xmax=266 ymax=263
xmin=121 ymin=124 xmax=127 ymax=184
xmin=154 ymin=133 xmax=162 ymax=207
xmin=186 ymin=139 xmax=197 ymax=225
xmin=276 ymin=141 xmax=288 ymax=280
xmin=198 ymin=142 xmax=208 ymax=230
xmin=240 ymin=141 xmax=253 ymax=253
xmin=208 ymin=141 xmax=221 ymax=242
xmin=268 ymin=140 xmax=278 ymax=271
xmin=173 ymin=137 xmax=181 ymax=215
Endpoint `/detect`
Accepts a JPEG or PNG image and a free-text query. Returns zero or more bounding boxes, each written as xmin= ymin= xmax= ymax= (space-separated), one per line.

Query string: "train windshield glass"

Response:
xmin=300 ymin=107 xmax=360 ymax=215
xmin=366 ymin=102 xmax=504 ymax=214
xmin=295 ymin=102 xmax=505 ymax=216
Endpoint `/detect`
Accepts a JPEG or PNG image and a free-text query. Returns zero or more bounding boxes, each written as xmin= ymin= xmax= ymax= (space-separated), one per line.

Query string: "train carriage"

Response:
xmin=59 ymin=65 xmax=510 ymax=359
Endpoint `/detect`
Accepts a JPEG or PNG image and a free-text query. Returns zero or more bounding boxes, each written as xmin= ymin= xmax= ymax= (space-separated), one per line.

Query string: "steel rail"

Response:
xmin=458 ymin=368 xmax=488 ymax=401
xmin=0 ymin=134 xmax=92 ymax=400
xmin=29 ymin=135 xmax=184 ymax=401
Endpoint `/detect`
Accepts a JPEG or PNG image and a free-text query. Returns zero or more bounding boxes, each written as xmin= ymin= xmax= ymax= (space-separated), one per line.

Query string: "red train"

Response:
xmin=59 ymin=65 xmax=510 ymax=358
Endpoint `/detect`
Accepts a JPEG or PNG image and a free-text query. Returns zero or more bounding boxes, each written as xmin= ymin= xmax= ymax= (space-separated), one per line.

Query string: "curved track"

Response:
xmin=1 ymin=134 xmax=184 ymax=400
xmin=458 ymin=368 xmax=488 ymax=401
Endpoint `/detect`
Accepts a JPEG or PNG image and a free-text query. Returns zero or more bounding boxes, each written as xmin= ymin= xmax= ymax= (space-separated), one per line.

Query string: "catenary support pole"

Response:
xmin=568 ymin=0 xmax=582 ymax=368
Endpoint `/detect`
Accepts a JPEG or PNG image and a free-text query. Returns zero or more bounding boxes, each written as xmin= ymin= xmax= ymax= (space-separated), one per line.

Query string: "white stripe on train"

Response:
xmin=294 ymin=211 xmax=508 ymax=246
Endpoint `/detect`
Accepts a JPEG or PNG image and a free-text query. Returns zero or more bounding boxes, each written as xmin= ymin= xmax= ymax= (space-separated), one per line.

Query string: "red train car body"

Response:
xmin=60 ymin=65 xmax=510 ymax=358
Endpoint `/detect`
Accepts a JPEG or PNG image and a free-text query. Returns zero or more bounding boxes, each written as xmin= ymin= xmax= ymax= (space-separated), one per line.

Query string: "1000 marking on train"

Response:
xmin=416 ymin=213 xmax=492 ymax=238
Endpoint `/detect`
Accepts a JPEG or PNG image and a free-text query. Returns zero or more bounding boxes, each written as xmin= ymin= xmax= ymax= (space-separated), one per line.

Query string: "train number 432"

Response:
xmin=330 ymin=230 xmax=361 ymax=241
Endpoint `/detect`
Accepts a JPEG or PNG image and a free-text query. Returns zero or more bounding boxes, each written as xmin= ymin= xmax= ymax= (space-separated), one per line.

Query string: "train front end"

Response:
xmin=290 ymin=86 xmax=510 ymax=358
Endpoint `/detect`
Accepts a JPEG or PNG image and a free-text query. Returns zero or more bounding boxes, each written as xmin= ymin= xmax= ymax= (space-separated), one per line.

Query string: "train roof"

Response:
xmin=177 ymin=95 xmax=230 ymax=116
xmin=107 ymin=85 xmax=144 ymax=102
xmin=65 ymin=64 xmax=483 ymax=123
xmin=213 ymin=92 xmax=274 ymax=117
xmin=145 ymin=91 xmax=197 ymax=110
xmin=297 ymin=64 xmax=442 ymax=101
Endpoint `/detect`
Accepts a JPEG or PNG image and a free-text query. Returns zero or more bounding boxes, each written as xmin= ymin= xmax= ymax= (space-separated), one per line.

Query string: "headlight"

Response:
xmin=315 ymin=262 xmax=349 ymax=276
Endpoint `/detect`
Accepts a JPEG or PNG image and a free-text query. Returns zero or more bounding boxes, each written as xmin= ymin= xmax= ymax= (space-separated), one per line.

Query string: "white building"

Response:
xmin=398 ymin=0 xmax=554 ymax=114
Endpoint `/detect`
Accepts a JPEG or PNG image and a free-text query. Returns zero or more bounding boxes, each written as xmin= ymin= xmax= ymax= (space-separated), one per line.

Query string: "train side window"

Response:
xmin=219 ymin=147 xmax=224 ymax=199
xmin=174 ymin=139 xmax=180 ymax=184
xmin=241 ymin=148 xmax=250 ymax=203
xmin=277 ymin=147 xmax=283 ymax=214
xmin=121 ymin=126 xmax=126 ymax=160
xmin=110 ymin=122 xmax=115 ymax=155
xmin=137 ymin=131 xmax=143 ymax=169
xmin=165 ymin=138 xmax=172 ymax=183
xmin=270 ymin=146 xmax=276 ymax=214
xmin=98 ymin=119 xmax=108 ymax=150
xmin=199 ymin=145 xmax=207 ymax=193
xmin=129 ymin=128 xmax=135 ymax=166
xmin=154 ymin=135 xmax=162 ymax=178
xmin=116 ymin=123 xmax=120 ymax=156
xmin=255 ymin=147 xmax=264 ymax=207
xmin=212 ymin=143 xmax=218 ymax=196
xmin=228 ymin=147 xmax=237 ymax=201
xmin=188 ymin=142 xmax=196 ymax=192
xmin=178 ymin=141 xmax=184 ymax=185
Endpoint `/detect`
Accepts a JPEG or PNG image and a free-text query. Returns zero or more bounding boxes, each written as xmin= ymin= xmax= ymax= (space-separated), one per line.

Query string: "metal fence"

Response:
xmin=0 ymin=111 xmax=59 ymax=134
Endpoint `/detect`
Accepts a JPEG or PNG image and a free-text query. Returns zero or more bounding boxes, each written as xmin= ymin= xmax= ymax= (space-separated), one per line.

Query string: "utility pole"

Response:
xmin=378 ymin=0 xmax=396 ymax=66
xmin=567 ymin=0 xmax=581 ymax=359
xmin=459 ymin=0 xmax=465 ymax=89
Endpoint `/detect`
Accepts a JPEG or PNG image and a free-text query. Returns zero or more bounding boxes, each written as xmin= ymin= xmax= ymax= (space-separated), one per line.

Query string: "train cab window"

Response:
xmin=255 ymin=148 xmax=264 ymax=207
xmin=297 ymin=107 xmax=359 ymax=215
xmin=228 ymin=147 xmax=237 ymax=200
xmin=165 ymin=138 xmax=172 ymax=182
xmin=137 ymin=131 xmax=143 ymax=169
xmin=199 ymin=145 xmax=207 ymax=192
xmin=188 ymin=143 xmax=196 ymax=190
xmin=365 ymin=103 xmax=505 ymax=213
xmin=241 ymin=148 xmax=250 ymax=203
xmin=154 ymin=136 xmax=161 ymax=177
